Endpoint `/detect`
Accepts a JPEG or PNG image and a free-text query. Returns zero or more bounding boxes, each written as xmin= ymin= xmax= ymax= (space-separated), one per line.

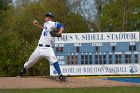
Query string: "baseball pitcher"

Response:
xmin=21 ymin=12 xmax=66 ymax=81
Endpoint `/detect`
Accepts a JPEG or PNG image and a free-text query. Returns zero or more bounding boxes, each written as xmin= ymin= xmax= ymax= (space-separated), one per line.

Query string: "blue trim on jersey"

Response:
xmin=55 ymin=22 xmax=64 ymax=29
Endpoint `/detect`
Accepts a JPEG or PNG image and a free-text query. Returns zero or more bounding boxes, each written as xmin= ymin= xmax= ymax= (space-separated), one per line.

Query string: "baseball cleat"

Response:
xmin=20 ymin=68 xmax=27 ymax=77
xmin=58 ymin=75 xmax=67 ymax=82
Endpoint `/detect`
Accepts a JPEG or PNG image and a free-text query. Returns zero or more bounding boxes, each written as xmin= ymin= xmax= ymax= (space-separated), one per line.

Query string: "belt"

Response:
xmin=39 ymin=44 xmax=50 ymax=47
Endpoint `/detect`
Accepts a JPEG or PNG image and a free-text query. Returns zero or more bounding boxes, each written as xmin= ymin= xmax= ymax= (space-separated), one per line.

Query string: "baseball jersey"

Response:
xmin=38 ymin=21 xmax=64 ymax=47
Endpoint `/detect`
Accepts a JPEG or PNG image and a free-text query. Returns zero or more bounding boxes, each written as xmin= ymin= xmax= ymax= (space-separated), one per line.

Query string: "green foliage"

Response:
xmin=0 ymin=0 xmax=12 ymax=26
xmin=100 ymin=0 xmax=140 ymax=32
xmin=0 ymin=0 xmax=12 ymax=10
xmin=0 ymin=0 xmax=88 ymax=76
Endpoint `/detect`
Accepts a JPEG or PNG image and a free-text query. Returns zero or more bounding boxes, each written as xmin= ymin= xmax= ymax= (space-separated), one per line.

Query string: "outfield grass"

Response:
xmin=0 ymin=87 xmax=140 ymax=93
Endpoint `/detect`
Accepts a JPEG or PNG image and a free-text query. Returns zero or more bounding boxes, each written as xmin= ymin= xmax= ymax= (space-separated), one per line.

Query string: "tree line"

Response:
xmin=69 ymin=0 xmax=140 ymax=32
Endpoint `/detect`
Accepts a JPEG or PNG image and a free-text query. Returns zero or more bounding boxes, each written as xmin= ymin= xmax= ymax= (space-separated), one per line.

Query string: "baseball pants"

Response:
xmin=24 ymin=46 xmax=58 ymax=69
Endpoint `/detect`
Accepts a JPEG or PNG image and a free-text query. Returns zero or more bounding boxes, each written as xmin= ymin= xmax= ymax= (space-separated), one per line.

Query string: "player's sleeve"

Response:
xmin=43 ymin=23 xmax=47 ymax=30
xmin=43 ymin=23 xmax=46 ymax=28
xmin=55 ymin=22 xmax=64 ymax=29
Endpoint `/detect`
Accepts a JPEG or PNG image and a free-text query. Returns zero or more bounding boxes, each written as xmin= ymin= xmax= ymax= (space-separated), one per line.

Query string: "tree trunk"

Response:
xmin=95 ymin=0 xmax=102 ymax=32
xmin=122 ymin=0 xmax=127 ymax=31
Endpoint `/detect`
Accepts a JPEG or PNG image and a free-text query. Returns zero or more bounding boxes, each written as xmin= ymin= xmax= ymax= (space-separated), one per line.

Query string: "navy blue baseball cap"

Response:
xmin=45 ymin=12 xmax=55 ymax=19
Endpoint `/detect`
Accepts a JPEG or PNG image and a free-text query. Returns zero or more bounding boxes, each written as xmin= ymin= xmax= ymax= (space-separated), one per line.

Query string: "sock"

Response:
xmin=53 ymin=61 xmax=61 ymax=75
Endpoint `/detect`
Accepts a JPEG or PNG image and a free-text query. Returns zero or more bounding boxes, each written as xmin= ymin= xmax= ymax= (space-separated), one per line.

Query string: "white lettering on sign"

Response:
xmin=92 ymin=43 xmax=102 ymax=46
xmin=55 ymin=32 xmax=139 ymax=43
xmin=56 ymin=56 xmax=64 ymax=60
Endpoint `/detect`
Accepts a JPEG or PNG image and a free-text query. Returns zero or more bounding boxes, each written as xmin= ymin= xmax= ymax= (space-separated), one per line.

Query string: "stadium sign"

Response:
xmin=55 ymin=32 xmax=139 ymax=43
xmin=50 ymin=64 xmax=140 ymax=76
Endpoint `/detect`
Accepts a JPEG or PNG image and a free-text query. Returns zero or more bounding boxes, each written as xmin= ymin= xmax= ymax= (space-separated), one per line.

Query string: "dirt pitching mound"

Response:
xmin=0 ymin=77 xmax=139 ymax=89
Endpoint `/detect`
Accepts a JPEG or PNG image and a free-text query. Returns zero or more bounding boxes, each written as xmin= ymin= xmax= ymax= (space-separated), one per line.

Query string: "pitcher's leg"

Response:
xmin=44 ymin=48 xmax=67 ymax=81
xmin=21 ymin=47 xmax=40 ymax=77
xmin=43 ymin=48 xmax=62 ymax=75
xmin=44 ymin=54 xmax=62 ymax=75
xmin=51 ymin=59 xmax=67 ymax=82
xmin=24 ymin=47 xmax=40 ymax=69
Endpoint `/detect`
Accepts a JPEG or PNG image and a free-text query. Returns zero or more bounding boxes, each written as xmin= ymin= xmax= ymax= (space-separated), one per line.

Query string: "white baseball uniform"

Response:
xmin=24 ymin=21 xmax=59 ymax=69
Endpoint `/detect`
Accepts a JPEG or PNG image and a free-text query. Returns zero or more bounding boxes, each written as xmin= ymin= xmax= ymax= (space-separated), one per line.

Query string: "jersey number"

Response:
xmin=43 ymin=31 xmax=48 ymax=36
xmin=43 ymin=27 xmax=48 ymax=36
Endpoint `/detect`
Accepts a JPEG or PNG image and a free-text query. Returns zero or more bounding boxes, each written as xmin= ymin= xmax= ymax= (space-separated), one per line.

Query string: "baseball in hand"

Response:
xmin=33 ymin=20 xmax=38 ymax=25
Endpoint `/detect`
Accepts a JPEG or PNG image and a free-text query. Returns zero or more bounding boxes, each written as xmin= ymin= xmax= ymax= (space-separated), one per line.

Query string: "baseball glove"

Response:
xmin=50 ymin=28 xmax=62 ymax=37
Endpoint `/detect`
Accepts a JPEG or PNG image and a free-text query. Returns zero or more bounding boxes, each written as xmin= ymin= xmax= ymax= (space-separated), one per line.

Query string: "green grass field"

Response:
xmin=0 ymin=87 xmax=140 ymax=93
